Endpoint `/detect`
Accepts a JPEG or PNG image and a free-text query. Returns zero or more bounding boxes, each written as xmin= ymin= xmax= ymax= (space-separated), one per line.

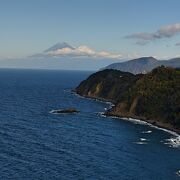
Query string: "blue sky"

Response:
xmin=0 ymin=0 xmax=180 ymax=69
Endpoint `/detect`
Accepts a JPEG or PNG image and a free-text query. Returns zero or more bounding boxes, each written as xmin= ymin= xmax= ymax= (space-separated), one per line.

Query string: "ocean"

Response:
xmin=0 ymin=69 xmax=179 ymax=179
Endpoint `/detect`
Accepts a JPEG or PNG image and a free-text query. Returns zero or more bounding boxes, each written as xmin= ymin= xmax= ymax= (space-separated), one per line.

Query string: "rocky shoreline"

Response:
xmin=105 ymin=111 xmax=180 ymax=135
xmin=75 ymin=67 xmax=180 ymax=135
xmin=76 ymin=92 xmax=180 ymax=135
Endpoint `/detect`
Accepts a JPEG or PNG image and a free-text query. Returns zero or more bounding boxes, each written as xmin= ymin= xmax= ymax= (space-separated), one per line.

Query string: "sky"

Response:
xmin=0 ymin=0 xmax=180 ymax=70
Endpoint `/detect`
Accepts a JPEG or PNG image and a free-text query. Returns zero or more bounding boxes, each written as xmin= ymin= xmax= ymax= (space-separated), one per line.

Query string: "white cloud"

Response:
xmin=44 ymin=45 xmax=122 ymax=59
xmin=158 ymin=23 xmax=180 ymax=38
xmin=126 ymin=23 xmax=180 ymax=45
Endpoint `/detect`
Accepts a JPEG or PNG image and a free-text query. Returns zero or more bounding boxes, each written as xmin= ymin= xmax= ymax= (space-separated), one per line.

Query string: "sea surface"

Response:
xmin=0 ymin=69 xmax=179 ymax=180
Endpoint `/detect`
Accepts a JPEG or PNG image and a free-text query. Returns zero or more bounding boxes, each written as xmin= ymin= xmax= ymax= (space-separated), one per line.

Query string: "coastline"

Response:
xmin=104 ymin=113 xmax=180 ymax=136
xmin=74 ymin=91 xmax=180 ymax=136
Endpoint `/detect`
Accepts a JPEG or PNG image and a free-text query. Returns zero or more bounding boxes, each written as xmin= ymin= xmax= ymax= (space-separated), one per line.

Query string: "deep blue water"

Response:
xmin=0 ymin=69 xmax=179 ymax=180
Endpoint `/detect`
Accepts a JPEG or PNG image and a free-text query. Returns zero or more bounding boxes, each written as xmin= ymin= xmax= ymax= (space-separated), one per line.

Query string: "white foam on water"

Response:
xmin=121 ymin=117 xmax=149 ymax=125
xmin=49 ymin=109 xmax=56 ymax=114
xmin=49 ymin=110 xmax=64 ymax=115
xmin=107 ymin=116 xmax=180 ymax=148
xmin=75 ymin=92 xmax=180 ymax=148
xmin=142 ymin=130 xmax=152 ymax=134
xmin=98 ymin=112 xmax=106 ymax=118
xmin=104 ymin=102 xmax=115 ymax=110
xmin=176 ymin=170 xmax=180 ymax=177
xmin=121 ymin=117 xmax=180 ymax=148
xmin=63 ymin=89 xmax=71 ymax=92
xmin=121 ymin=117 xmax=179 ymax=137
xmin=134 ymin=142 xmax=147 ymax=145
xmin=164 ymin=136 xmax=180 ymax=148
xmin=140 ymin=138 xmax=147 ymax=141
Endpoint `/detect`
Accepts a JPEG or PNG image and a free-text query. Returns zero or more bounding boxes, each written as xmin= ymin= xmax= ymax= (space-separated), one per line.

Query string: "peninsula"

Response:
xmin=76 ymin=66 xmax=180 ymax=133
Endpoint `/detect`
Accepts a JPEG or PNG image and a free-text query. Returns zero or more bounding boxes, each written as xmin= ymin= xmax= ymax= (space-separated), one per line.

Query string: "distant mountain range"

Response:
xmin=44 ymin=42 xmax=75 ymax=52
xmin=102 ymin=57 xmax=180 ymax=74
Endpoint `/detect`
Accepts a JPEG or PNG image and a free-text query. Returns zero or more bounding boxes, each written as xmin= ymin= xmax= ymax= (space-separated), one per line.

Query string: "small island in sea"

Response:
xmin=76 ymin=66 xmax=180 ymax=133
xmin=50 ymin=108 xmax=79 ymax=114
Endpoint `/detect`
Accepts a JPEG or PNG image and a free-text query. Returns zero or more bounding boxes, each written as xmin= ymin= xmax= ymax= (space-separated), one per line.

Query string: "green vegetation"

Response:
xmin=118 ymin=66 xmax=180 ymax=126
xmin=76 ymin=66 xmax=180 ymax=132
xmin=76 ymin=69 xmax=142 ymax=102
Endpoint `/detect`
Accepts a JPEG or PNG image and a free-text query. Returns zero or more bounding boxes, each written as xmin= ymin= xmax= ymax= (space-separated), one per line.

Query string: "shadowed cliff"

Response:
xmin=76 ymin=66 xmax=180 ymax=133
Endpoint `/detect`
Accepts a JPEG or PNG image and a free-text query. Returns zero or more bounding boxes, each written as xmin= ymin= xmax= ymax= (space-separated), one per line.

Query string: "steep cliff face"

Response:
xmin=76 ymin=69 xmax=142 ymax=102
xmin=76 ymin=67 xmax=180 ymax=132
xmin=108 ymin=67 xmax=180 ymax=129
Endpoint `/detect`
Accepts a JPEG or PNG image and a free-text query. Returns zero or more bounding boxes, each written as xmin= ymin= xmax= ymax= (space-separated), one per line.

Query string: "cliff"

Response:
xmin=76 ymin=66 xmax=180 ymax=133
xmin=76 ymin=69 xmax=142 ymax=102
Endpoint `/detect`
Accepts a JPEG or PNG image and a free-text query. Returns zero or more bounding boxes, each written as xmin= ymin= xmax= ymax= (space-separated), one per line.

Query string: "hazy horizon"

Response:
xmin=1 ymin=0 xmax=180 ymax=70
